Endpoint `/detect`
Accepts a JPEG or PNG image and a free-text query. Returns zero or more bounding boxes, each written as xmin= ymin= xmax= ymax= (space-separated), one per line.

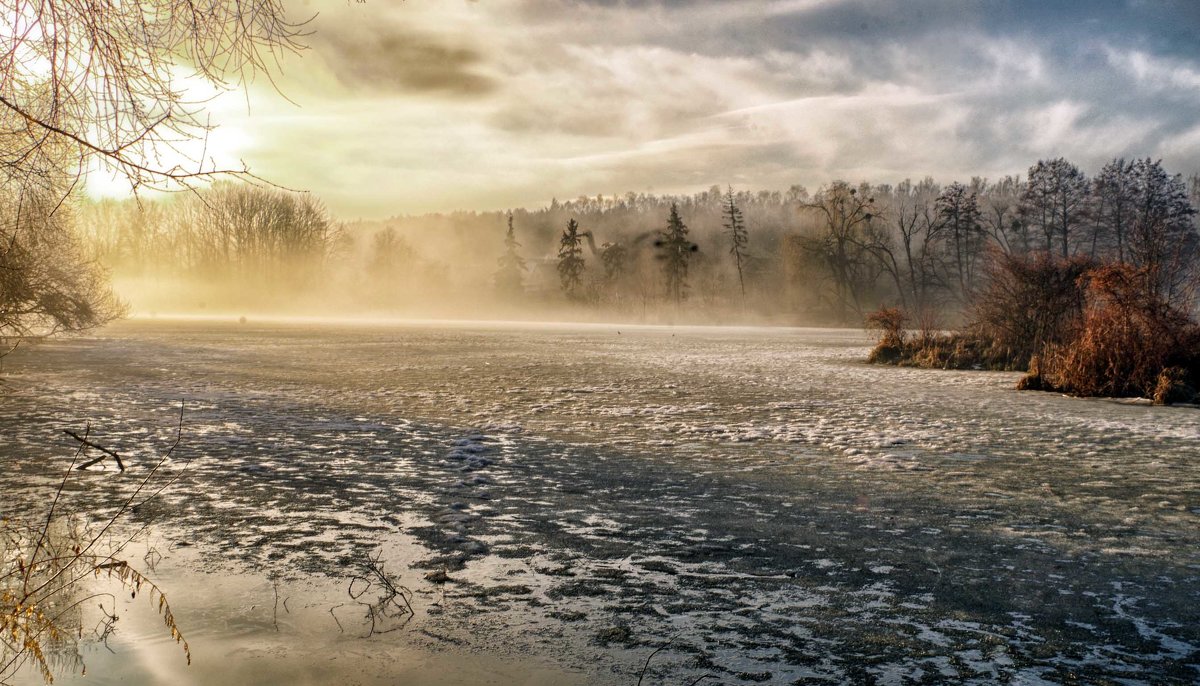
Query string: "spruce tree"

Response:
xmin=557 ymin=218 xmax=586 ymax=300
xmin=659 ymin=203 xmax=694 ymax=304
xmin=495 ymin=213 xmax=527 ymax=295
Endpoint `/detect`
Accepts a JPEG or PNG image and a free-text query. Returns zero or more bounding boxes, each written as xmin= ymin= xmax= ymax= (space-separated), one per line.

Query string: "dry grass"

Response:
xmin=868 ymin=257 xmax=1200 ymax=405
xmin=1 ymin=409 xmax=191 ymax=683
xmin=1022 ymin=264 xmax=1200 ymax=403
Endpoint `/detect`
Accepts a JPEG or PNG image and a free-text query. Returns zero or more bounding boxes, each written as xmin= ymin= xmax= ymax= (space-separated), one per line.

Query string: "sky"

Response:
xmin=89 ymin=0 xmax=1200 ymax=218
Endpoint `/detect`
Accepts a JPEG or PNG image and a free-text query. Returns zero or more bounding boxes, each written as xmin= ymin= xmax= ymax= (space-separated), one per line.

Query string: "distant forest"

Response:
xmin=76 ymin=157 xmax=1200 ymax=325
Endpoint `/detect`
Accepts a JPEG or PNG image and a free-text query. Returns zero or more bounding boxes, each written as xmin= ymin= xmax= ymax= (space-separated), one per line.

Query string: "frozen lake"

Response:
xmin=2 ymin=318 xmax=1198 ymax=684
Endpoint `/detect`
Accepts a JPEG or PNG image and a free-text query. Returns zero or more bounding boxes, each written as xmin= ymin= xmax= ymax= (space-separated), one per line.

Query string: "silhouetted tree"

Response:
xmin=802 ymin=182 xmax=882 ymax=322
xmin=1 ymin=184 xmax=123 ymax=353
xmin=557 ymin=218 xmax=586 ymax=300
xmin=1125 ymin=158 xmax=1198 ymax=304
xmin=494 ymin=213 xmax=526 ymax=295
xmin=658 ymin=203 xmax=694 ymax=304
xmin=723 ymin=186 xmax=749 ymax=301
xmin=936 ymin=182 xmax=984 ymax=299
xmin=1020 ymin=158 xmax=1089 ymax=257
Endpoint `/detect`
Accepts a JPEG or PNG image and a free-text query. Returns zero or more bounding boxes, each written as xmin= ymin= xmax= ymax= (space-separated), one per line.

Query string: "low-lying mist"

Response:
xmin=79 ymin=183 xmax=827 ymax=326
xmin=76 ymin=156 xmax=1200 ymax=329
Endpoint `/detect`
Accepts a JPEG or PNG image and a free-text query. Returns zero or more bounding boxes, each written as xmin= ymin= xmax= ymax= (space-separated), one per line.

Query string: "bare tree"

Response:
xmin=173 ymin=182 xmax=331 ymax=282
xmin=869 ymin=178 xmax=944 ymax=314
xmin=801 ymin=181 xmax=882 ymax=322
xmin=1 ymin=183 xmax=123 ymax=353
xmin=978 ymin=175 xmax=1027 ymax=254
xmin=1125 ymin=158 xmax=1198 ymax=305
xmin=722 ymin=186 xmax=749 ymax=302
xmin=936 ymin=182 xmax=985 ymax=300
xmin=0 ymin=0 xmax=309 ymax=193
xmin=1019 ymin=158 xmax=1089 ymax=258
xmin=1090 ymin=159 xmax=1137 ymax=260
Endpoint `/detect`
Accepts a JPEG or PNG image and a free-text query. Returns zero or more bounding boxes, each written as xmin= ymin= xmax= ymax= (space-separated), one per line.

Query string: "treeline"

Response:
xmin=75 ymin=158 xmax=1200 ymax=326
xmin=78 ymin=183 xmax=334 ymax=311
xmin=861 ymin=159 xmax=1200 ymax=403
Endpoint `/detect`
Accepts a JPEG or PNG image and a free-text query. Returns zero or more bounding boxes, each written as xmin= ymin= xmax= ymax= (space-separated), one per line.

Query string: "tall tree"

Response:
xmin=658 ymin=203 xmax=694 ymax=304
xmin=557 ymin=218 xmax=586 ymax=301
xmin=872 ymin=178 xmax=943 ymax=313
xmin=494 ymin=213 xmax=526 ymax=296
xmin=723 ymin=186 xmax=749 ymax=301
xmin=1126 ymin=158 xmax=1198 ymax=303
xmin=1019 ymin=158 xmax=1090 ymax=257
xmin=936 ymin=182 xmax=985 ymax=299
xmin=1091 ymin=158 xmax=1138 ymax=260
xmin=801 ymin=182 xmax=881 ymax=322
xmin=979 ymin=175 xmax=1027 ymax=254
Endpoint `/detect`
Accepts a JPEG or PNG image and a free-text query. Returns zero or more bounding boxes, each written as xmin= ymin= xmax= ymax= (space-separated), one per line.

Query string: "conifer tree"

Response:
xmin=495 ymin=213 xmax=527 ymax=295
xmin=658 ymin=203 xmax=695 ymax=304
xmin=557 ymin=218 xmax=586 ymax=300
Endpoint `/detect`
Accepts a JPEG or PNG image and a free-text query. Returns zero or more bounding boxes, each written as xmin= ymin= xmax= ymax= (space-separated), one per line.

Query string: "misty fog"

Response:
xmin=74 ymin=163 xmax=1200 ymax=328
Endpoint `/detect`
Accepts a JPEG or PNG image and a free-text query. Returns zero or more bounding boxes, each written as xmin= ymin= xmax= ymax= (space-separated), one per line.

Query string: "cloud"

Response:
xmin=106 ymin=0 xmax=1200 ymax=217
xmin=309 ymin=20 xmax=496 ymax=97
xmin=1105 ymin=48 xmax=1200 ymax=94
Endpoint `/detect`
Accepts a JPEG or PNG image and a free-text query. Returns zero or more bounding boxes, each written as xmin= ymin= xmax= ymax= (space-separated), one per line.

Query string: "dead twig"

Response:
xmin=64 ymin=429 xmax=125 ymax=471
xmin=636 ymin=634 xmax=677 ymax=686
xmin=328 ymin=603 xmax=345 ymax=633
xmin=348 ymin=548 xmax=414 ymax=637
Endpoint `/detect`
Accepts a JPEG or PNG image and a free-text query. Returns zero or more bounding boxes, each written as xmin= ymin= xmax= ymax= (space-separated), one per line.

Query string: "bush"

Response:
xmin=867 ymin=255 xmax=1200 ymax=404
xmin=864 ymin=307 xmax=907 ymax=363
xmin=1026 ymin=263 xmax=1200 ymax=402
xmin=866 ymin=305 xmax=1027 ymax=371
xmin=968 ymin=250 xmax=1094 ymax=369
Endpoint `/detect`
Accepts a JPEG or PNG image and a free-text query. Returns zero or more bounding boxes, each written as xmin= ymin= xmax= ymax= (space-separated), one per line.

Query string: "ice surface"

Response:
xmin=1 ymin=318 xmax=1198 ymax=684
